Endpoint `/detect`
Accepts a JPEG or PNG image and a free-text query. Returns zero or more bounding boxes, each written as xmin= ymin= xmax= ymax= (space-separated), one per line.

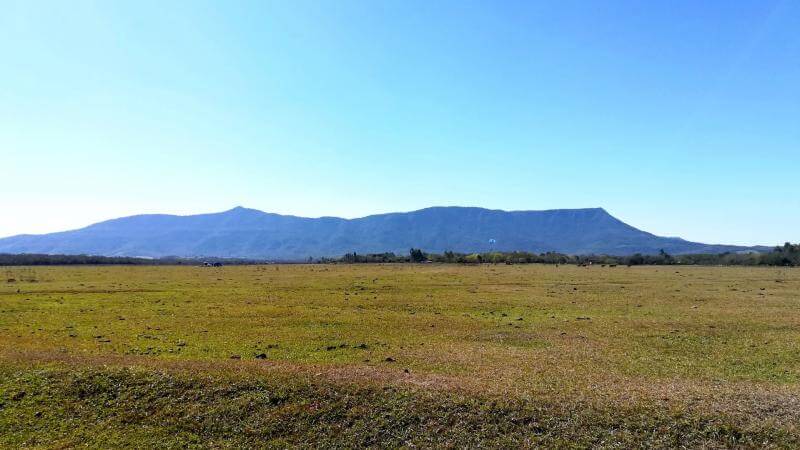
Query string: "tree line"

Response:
xmin=0 ymin=254 xmax=269 ymax=266
xmin=325 ymin=243 xmax=800 ymax=267
xmin=2 ymin=243 xmax=798 ymax=267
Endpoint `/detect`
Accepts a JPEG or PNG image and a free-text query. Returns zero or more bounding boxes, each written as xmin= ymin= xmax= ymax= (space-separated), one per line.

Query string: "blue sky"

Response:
xmin=2 ymin=0 xmax=798 ymax=245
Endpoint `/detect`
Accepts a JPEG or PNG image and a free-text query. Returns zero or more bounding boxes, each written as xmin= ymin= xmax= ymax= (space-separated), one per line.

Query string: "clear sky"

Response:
xmin=2 ymin=0 xmax=798 ymax=245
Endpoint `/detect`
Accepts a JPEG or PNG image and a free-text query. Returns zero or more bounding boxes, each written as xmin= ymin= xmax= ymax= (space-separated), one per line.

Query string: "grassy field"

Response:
xmin=1 ymin=264 xmax=799 ymax=448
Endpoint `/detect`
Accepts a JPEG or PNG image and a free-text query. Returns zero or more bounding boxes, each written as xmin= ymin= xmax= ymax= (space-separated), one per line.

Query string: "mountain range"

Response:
xmin=0 ymin=206 xmax=763 ymax=260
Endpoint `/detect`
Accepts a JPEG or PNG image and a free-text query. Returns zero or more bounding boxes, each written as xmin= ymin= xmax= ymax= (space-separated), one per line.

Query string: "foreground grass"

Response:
xmin=1 ymin=264 xmax=799 ymax=447
xmin=2 ymin=361 xmax=797 ymax=449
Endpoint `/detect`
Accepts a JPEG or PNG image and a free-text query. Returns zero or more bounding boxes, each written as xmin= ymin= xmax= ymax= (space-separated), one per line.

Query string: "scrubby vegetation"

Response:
xmin=332 ymin=243 xmax=800 ymax=266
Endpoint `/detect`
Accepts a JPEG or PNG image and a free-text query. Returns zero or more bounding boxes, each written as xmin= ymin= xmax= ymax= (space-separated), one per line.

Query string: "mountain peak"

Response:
xmin=223 ymin=206 xmax=262 ymax=215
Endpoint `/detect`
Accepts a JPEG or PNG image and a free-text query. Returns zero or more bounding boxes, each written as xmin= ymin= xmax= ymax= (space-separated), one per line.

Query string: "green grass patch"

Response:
xmin=2 ymin=363 xmax=796 ymax=449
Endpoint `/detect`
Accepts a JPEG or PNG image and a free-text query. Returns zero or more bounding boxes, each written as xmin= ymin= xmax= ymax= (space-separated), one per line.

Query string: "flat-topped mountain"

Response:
xmin=0 ymin=206 xmax=759 ymax=259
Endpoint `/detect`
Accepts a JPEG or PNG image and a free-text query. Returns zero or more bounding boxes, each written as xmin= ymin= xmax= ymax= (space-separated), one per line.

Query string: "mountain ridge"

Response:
xmin=0 ymin=206 xmax=764 ymax=259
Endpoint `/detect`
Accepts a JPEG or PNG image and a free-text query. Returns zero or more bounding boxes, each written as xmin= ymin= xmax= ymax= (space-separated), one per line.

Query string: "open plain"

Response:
xmin=1 ymin=264 xmax=799 ymax=448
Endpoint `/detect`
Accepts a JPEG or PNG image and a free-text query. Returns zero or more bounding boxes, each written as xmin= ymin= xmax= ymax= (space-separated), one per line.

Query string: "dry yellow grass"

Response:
xmin=1 ymin=264 xmax=799 ymax=447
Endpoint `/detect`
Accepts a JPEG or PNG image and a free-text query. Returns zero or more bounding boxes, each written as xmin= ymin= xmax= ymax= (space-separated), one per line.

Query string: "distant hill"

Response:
xmin=0 ymin=206 xmax=764 ymax=259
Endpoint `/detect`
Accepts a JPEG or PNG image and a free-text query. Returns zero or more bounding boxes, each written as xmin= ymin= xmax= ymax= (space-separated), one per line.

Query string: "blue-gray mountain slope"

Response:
xmin=0 ymin=206 xmax=757 ymax=259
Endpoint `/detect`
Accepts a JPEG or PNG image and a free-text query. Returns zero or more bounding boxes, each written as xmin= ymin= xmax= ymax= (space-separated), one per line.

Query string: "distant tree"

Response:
xmin=409 ymin=248 xmax=426 ymax=263
xmin=628 ymin=253 xmax=645 ymax=265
